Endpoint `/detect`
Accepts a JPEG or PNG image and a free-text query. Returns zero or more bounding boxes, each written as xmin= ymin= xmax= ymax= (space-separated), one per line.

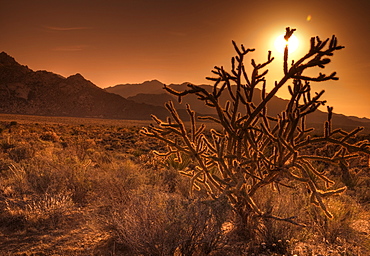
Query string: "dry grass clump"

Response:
xmin=4 ymin=192 xmax=74 ymax=230
xmin=104 ymin=191 xmax=229 ymax=255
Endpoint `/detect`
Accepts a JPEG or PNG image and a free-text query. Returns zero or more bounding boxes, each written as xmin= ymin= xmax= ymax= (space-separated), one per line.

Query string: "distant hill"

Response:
xmin=107 ymin=81 xmax=370 ymax=133
xmin=105 ymin=80 xmax=165 ymax=98
xmin=0 ymin=52 xmax=172 ymax=120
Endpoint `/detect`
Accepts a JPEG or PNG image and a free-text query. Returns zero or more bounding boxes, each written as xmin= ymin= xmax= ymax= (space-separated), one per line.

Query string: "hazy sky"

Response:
xmin=1 ymin=0 xmax=370 ymax=118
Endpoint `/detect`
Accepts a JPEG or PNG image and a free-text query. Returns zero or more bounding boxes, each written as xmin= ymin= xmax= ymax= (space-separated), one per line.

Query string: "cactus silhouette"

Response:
xmin=141 ymin=28 xmax=370 ymax=226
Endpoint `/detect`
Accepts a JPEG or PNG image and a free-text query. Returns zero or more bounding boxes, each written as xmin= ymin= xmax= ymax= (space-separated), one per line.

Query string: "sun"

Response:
xmin=274 ymin=34 xmax=299 ymax=54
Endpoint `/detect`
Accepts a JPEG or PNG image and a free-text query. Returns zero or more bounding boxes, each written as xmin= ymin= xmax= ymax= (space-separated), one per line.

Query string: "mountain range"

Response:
xmin=1 ymin=51 xmax=370 ymax=132
xmin=106 ymin=81 xmax=370 ymax=132
xmin=0 ymin=52 xmax=172 ymax=120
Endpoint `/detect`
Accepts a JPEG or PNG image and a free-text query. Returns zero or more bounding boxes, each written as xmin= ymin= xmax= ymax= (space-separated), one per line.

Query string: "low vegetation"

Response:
xmin=0 ymin=115 xmax=368 ymax=255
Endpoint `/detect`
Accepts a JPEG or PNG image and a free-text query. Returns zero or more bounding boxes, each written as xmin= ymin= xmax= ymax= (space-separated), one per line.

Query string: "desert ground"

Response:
xmin=0 ymin=114 xmax=369 ymax=255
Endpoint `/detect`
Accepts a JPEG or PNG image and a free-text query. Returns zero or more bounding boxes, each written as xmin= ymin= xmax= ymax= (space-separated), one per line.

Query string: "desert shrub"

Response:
xmin=307 ymin=195 xmax=360 ymax=244
xmin=4 ymin=192 xmax=74 ymax=230
xmin=0 ymin=157 xmax=12 ymax=173
xmin=9 ymin=121 xmax=18 ymax=127
xmin=1 ymin=147 xmax=96 ymax=207
xmin=163 ymin=152 xmax=192 ymax=171
xmin=4 ymin=163 xmax=31 ymax=195
xmin=104 ymin=188 xmax=230 ymax=256
xmin=90 ymin=156 xmax=229 ymax=255
xmin=245 ymin=185 xmax=307 ymax=254
xmin=7 ymin=142 xmax=35 ymax=162
xmin=354 ymin=175 xmax=370 ymax=204
xmin=39 ymin=130 xmax=60 ymax=142
xmin=142 ymin=27 xmax=370 ymax=240
xmin=0 ymin=136 xmax=15 ymax=152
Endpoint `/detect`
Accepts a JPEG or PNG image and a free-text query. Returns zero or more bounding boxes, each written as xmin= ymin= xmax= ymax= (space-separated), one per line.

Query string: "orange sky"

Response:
xmin=1 ymin=0 xmax=370 ymax=118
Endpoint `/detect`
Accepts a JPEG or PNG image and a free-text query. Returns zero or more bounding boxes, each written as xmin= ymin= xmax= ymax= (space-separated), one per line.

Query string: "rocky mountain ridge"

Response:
xmin=0 ymin=52 xmax=170 ymax=120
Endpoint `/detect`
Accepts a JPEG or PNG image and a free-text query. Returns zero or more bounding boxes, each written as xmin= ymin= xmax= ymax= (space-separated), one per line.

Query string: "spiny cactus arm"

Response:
xmin=294 ymin=110 xmax=368 ymax=151
xmin=260 ymin=214 xmax=307 ymax=227
xmin=298 ymin=158 xmax=335 ymax=187
xmin=310 ymin=191 xmax=334 ymax=218
xmin=244 ymin=134 xmax=279 ymax=172
xmin=340 ymin=127 xmax=365 ymax=143
xmin=162 ymin=102 xmax=226 ymax=195
xmin=291 ymin=81 xmax=326 ymax=116
xmin=294 ymin=160 xmax=346 ymax=218
xmin=292 ymin=35 xmax=344 ymax=72
xmin=234 ymin=29 xmax=295 ymax=126
xmin=305 ymin=185 xmax=346 ymax=218
xmin=210 ymin=134 xmax=238 ymax=183
xmin=280 ymin=145 xmax=298 ymax=167
xmin=161 ymin=105 xmax=209 ymax=166
xmin=198 ymin=115 xmax=221 ymax=124
xmin=284 ymin=166 xmax=310 ymax=182
xmin=152 ymin=150 xmax=172 ymax=157
xmin=183 ymin=83 xmax=236 ymax=135
xmin=259 ymin=122 xmax=277 ymax=143
xmin=249 ymin=51 xmax=274 ymax=89
xmin=207 ymin=72 xmax=231 ymax=101
xmin=163 ymin=84 xmax=204 ymax=103
xmin=201 ymin=134 xmax=217 ymax=153
xmin=232 ymin=40 xmax=255 ymax=56
xmin=271 ymin=130 xmax=297 ymax=167
xmin=217 ymin=157 xmax=238 ymax=184
xmin=286 ymin=79 xmax=303 ymax=114
xmin=317 ymin=187 xmax=347 ymax=198
xmin=308 ymin=183 xmax=346 ymax=219
xmin=205 ymin=43 xmax=270 ymax=129
xmin=294 ymin=72 xmax=339 ymax=82
xmin=141 ymin=121 xmax=182 ymax=139
xmin=230 ymin=40 xmax=255 ymax=86
xmin=296 ymin=136 xmax=370 ymax=155
xmin=325 ymin=125 xmax=366 ymax=144
xmin=242 ymin=188 xmax=263 ymax=215
xmin=236 ymin=31 xmax=343 ymax=129
xmin=188 ymin=166 xmax=224 ymax=198
xmin=141 ymin=106 xmax=208 ymax=161
xmin=186 ymin=104 xmax=197 ymax=143
xmin=248 ymin=170 xmax=281 ymax=196
xmin=296 ymin=163 xmax=331 ymax=205
xmin=190 ymin=168 xmax=205 ymax=191
xmin=236 ymin=74 xmax=291 ymax=127
xmin=232 ymin=46 xmax=273 ymax=124
xmin=164 ymin=101 xmax=188 ymax=136
xmin=294 ymin=127 xmax=315 ymax=144
xmin=298 ymin=154 xmax=359 ymax=165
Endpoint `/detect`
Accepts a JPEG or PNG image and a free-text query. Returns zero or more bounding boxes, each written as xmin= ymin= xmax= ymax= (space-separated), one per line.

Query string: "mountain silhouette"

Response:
xmin=106 ymin=80 xmax=370 ymax=133
xmin=105 ymin=80 xmax=165 ymax=98
xmin=0 ymin=52 xmax=172 ymax=120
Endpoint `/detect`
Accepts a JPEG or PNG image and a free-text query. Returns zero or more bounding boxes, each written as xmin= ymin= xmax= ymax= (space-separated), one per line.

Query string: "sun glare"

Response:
xmin=274 ymin=34 xmax=299 ymax=54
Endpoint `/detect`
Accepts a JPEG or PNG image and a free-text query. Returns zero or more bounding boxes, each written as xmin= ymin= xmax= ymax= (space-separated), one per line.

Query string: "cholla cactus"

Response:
xmin=141 ymin=28 xmax=370 ymax=224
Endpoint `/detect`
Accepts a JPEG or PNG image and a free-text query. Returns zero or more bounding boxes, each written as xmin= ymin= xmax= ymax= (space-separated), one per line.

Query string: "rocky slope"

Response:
xmin=0 ymin=52 xmax=169 ymax=120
